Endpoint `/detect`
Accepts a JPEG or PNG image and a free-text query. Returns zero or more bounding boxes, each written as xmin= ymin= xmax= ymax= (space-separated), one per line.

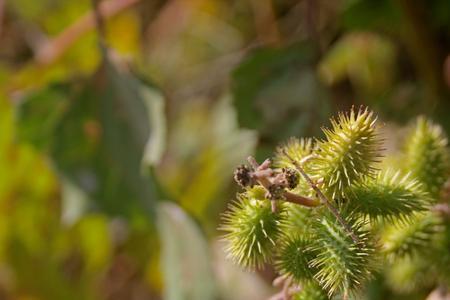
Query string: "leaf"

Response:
xmin=141 ymin=84 xmax=166 ymax=167
xmin=176 ymin=96 xmax=257 ymax=219
xmin=211 ymin=241 xmax=272 ymax=300
xmin=157 ymin=202 xmax=217 ymax=300
xmin=16 ymin=56 xmax=167 ymax=217
xmin=231 ymin=43 xmax=331 ymax=143
xmin=341 ymin=0 xmax=401 ymax=32
xmin=318 ymin=32 xmax=397 ymax=94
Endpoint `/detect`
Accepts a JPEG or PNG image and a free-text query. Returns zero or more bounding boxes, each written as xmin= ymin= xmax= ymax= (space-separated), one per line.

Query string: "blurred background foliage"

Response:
xmin=0 ymin=0 xmax=449 ymax=299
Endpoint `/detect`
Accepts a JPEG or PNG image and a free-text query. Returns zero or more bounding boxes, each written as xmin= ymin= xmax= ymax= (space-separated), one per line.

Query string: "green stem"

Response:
xmin=282 ymin=150 xmax=360 ymax=244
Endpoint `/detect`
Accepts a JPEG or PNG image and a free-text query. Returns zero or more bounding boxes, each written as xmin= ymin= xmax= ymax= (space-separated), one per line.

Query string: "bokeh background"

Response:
xmin=0 ymin=0 xmax=450 ymax=299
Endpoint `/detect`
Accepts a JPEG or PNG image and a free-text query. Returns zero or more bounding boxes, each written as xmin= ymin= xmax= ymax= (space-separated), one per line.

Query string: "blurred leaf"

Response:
xmin=231 ymin=43 xmax=331 ymax=143
xmin=5 ymin=1 xmax=141 ymax=92
xmin=157 ymin=202 xmax=217 ymax=300
xmin=319 ymin=32 xmax=397 ymax=94
xmin=341 ymin=0 xmax=401 ymax=32
xmin=212 ymin=241 xmax=272 ymax=300
xmin=61 ymin=177 xmax=89 ymax=225
xmin=16 ymin=56 xmax=167 ymax=218
xmin=175 ymin=97 xmax=257 ymax=220
xmin=142 ymin=84 xmax=166 ymax=167
xmin=75 ymin=214 xmax=112 ymax=272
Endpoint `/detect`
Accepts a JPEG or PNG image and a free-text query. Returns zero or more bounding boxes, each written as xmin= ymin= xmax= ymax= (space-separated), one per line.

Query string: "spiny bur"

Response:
xmin=404 ymin=117 xmax=450 ymax=197
xmin=312 ymin=108 xmax=382 ymax=200
xmin=346 ymin=170 xmax=430 ymax=223
xmin=381 ymin=212 xmax=443 ymax=260
xmin=220 ymin=107 xmax=450 ymax=299
xmin=275 ymin=234 xmax=316 ymax=283
xmin=220 ymin=186 xmax=286 ymax=269
xmin=309 ymin=211 xmax=377 ymax=297
xmin=273 ymin=137 xmax=315 ymax=172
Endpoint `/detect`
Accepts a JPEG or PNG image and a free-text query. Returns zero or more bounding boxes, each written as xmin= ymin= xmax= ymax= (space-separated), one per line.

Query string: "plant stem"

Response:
xmin=35 ymin=0 xmax=140 ymax=64
xmin=247 ymin=157 xmax=320 ymax=208
xmin=284 ymin=191 xmax=320 ymax=207
xmin=0 ymin=0 xmax=4 ymax=37
xmin=91 ymin=0 xmax=107 ymax=52
xmin=282 ymin=150 xmax=360 ymax=244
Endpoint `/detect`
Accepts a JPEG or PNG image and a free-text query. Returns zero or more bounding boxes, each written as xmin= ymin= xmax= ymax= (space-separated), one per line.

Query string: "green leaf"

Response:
xmin=157 ymin=202 xmax=217 ymax=300
xmin=16 ymin=57 xmax=167 ymax=217
xmin=231 ymin=43 xmax=331 ymax=143
xmin=175 ymin=96 xmax=257 ymax=220
xmin=341 ymin=0 xmax=401 ymax=32
xmin=318 ymin=32 xmax=397 ymax=95
xmin=141 ymin=85 xmax=166 ymax=167
xmin=15 ymin=83 xmax=71 ymax=150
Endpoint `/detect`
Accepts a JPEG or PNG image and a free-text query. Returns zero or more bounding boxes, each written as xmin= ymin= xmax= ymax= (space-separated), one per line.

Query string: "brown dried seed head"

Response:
xmin=234 ymin=165 xmax=255 ymax=188
xmin=282 ymin=168 xmax=299 ymax=189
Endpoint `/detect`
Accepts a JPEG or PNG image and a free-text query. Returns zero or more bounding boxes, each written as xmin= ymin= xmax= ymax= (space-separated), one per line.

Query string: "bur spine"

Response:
xmin=312 ymin=108 xmax=381 ymax=199
xmin=220 ymin=108 xmax=450 ymax=299
xmin=220 ymin=187 xmax=286 ymax=269
xmin=404 ymin=117 xmax=450 ymax=197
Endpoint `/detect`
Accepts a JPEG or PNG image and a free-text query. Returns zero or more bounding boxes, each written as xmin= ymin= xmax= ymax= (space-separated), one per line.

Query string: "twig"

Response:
xmin=91 ymin=0 xmax=107 ymax=52
xmin=282 ymin=150 xmax=360 ymax=244
xmin=283 ymin=191 xmax=320 ymax=207
xmin=0 ymin=0 xmax=4 ymax=38
xmin=249 ymin=0 xmax=280 ymax=45
xmin=35 ymin=0 xmax=139 ymax=65
xmin=305 ymin=0 xmax=324 ymax=53
xmin=247 ymin=157 xmax=320 ymax=209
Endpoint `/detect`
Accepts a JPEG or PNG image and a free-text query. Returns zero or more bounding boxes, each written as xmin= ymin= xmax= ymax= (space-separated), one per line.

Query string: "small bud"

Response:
xmin=282 ymin=168 xmax=299 ymax=190
xmin=234 ymin=164 xmax=255 ymax=188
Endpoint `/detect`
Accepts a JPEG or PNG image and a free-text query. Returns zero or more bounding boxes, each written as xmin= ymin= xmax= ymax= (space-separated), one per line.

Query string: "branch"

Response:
xmin=249 ymin=0 xmax=280 ymax=45
xmin=0 ymin=0 xmax=4 ymax=37
xmin=35 ymin=0 xmax=140 ymax=65
xmin=91 ymin=0 xmax=107 ymax=52
xmin=282 ymin=150 xmax=360 ymax=244
xmin=246 ymin=157 xmax=320 ymax=210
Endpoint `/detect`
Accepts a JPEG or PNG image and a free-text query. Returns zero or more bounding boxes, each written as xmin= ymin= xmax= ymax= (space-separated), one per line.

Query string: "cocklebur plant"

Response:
xmin=381 ymin=117 xmax=450 ymax=295
xmin=220 ymin=107 xmax=450 ymax=300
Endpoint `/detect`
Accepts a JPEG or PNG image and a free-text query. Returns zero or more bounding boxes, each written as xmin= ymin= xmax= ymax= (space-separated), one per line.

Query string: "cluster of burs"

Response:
xmin=220 ymin=108 xmax=450 ymax=300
